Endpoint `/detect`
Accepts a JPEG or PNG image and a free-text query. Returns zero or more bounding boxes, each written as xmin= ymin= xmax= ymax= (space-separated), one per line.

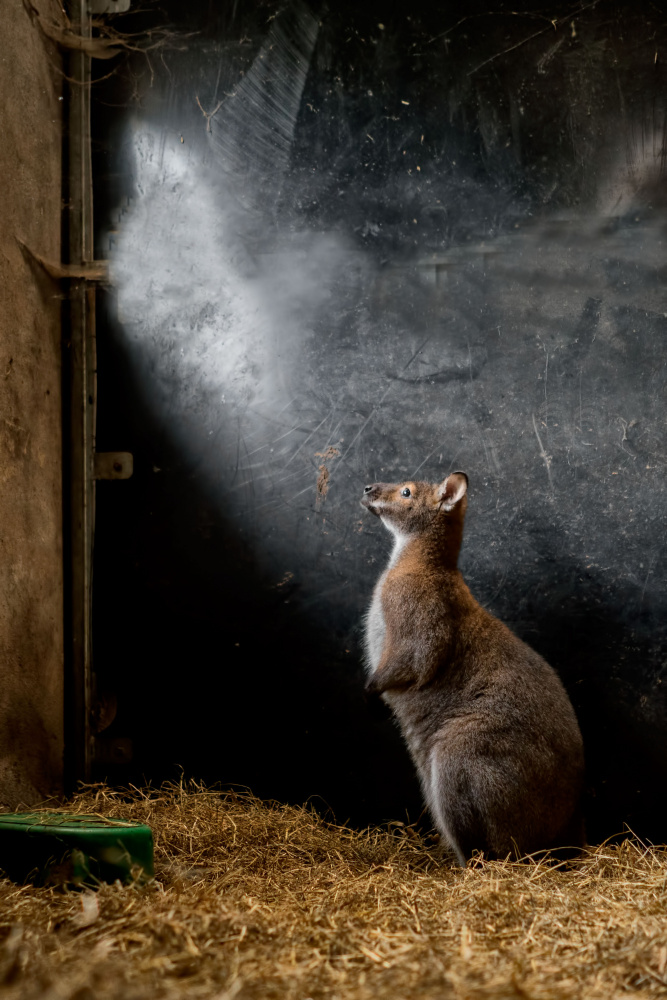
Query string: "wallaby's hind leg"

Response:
xmin=428 ymin=750 xmax=492 ymax=867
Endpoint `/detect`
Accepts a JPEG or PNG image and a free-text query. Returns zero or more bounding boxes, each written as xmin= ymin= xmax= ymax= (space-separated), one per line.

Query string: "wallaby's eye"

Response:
xmin=401 ymin=487 xmax=411 ymax=498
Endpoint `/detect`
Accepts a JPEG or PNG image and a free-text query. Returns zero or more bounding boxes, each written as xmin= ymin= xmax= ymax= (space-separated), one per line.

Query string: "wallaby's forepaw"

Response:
xmin=364 ymin=674 xmax=384 ymax=696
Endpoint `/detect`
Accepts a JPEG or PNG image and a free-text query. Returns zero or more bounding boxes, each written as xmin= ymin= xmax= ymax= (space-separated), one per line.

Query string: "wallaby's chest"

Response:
xmin=364 ymin=569 xmax=388 ymax=676
xmin=364 ymin=533 xmax=411 ymax=675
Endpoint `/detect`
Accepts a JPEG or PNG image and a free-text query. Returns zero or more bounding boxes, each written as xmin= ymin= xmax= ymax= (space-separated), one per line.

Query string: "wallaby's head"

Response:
xmin=360 ymin=472 xmax=468 ymax=539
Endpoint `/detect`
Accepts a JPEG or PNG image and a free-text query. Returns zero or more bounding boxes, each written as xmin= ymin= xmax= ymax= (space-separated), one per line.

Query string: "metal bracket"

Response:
xmin=94 ymin=452 xmax=133 ymax=480
xmin=87 ymin=0 xmax=130 ymax=13
xmin=94 ymin=736 xmax=133 ymax=766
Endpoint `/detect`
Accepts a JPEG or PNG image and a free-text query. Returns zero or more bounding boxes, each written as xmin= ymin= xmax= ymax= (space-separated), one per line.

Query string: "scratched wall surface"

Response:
xmin=93 ymin=0 xmax=667 ymax=840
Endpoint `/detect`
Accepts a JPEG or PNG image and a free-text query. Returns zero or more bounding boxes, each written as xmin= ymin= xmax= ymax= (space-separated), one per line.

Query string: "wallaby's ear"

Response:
xmin=436 ymin=471 xmax=468 ymax=511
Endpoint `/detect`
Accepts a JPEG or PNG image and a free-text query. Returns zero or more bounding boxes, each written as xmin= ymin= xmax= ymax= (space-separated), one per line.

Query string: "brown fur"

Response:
xmin=361 ymin=473 xmax=585 ymax=866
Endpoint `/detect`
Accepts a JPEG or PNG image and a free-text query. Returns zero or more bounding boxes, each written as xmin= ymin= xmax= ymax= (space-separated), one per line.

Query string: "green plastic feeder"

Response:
xmin=0 ymin=812 xmax=154 ymax=887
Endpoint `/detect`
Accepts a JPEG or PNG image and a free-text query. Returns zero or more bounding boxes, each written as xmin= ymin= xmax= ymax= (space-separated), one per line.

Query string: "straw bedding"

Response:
xmin=0 ymin=782 xmax=666 ymax=1000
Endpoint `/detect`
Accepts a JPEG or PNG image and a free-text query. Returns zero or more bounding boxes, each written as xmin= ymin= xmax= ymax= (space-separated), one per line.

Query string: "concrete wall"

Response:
xmin=0 ymin=0 xmax=64 ymax=805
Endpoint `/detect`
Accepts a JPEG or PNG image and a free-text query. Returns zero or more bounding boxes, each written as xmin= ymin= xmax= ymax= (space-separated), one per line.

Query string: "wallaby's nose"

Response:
xmin=361 ymin=483 xmax=380 ymax=512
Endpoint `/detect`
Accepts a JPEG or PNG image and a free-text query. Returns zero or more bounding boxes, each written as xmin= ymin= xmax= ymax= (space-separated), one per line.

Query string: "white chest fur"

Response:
xmin=363 ymin=523 xmax=408 ymax=676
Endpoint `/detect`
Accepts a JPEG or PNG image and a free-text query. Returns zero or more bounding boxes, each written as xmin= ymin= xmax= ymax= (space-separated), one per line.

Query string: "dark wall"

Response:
xmin=92 ymin=0 xmax=667 ymax=841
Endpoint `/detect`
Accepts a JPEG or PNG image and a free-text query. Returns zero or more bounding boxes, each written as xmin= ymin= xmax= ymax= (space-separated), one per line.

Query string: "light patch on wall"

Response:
xmin=110 ymin=118 xmax=359 ymax=569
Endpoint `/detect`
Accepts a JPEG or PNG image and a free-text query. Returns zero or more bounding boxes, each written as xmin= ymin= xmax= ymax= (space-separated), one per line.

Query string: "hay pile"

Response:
xmin=0 ymin=783 xmax=666 ymax=999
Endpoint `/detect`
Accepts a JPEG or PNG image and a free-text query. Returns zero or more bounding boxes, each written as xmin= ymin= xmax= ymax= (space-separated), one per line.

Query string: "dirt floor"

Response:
xmin=0 ymin=783 xmax=666 ymax=999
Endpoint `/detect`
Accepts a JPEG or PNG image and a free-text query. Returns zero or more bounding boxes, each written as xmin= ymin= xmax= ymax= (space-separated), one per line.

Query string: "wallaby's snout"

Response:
xmin=360 ymin=483 xmax=384 ymax=513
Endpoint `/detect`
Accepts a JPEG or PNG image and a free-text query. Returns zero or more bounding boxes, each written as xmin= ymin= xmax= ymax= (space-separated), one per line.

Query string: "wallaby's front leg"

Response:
xmin=365 ymin=648 xmax=416 ymax=694
xmin=365 ymin=636 xmax=442 ymax=693
xmin=366 ymin=575 xmax=446 ymax=695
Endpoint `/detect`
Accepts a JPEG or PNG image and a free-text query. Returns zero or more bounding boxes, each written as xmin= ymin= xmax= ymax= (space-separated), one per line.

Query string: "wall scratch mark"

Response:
xmin=532 ymin=413 xmax=555 ymax=494
xmin=412 ymin=440 xmax=463 ymax=478
xmin=619 ymin=417 xmax=638 ymax=460
xmin=284 ymin=410 xmax=334 ymax=468
xmin=342 ymin=335 xmax=432 ymax=461
xmin=640 ymin=552 xmax=659 ymax=607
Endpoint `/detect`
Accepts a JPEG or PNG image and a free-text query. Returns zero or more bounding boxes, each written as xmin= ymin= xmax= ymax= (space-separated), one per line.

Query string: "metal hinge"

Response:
xmin=94 ymin=736 xmax=133 ymax=766
xmin=93 ymin=452 xmax=133 ymax=480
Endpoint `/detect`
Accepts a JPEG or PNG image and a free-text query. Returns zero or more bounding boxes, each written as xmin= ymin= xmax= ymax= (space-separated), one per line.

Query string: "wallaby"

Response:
xmin=361 ymin=472 xmax=585 ymax=866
